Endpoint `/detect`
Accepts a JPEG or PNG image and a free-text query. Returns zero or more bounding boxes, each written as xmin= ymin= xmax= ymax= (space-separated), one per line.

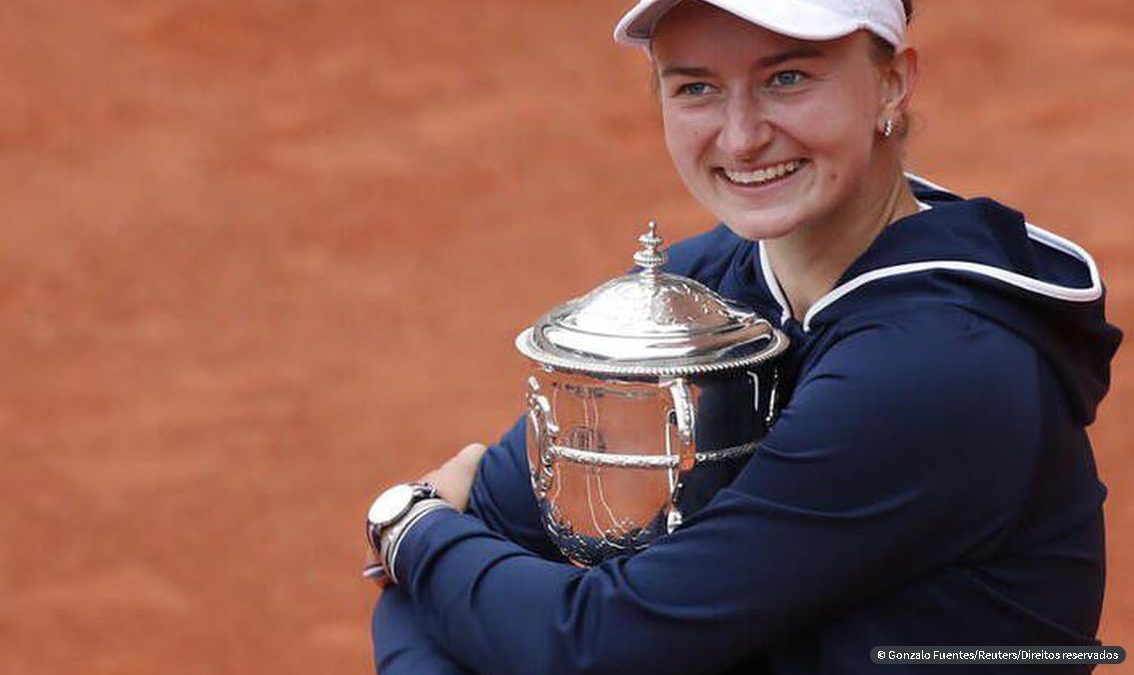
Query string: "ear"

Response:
xmin=878 ymin=47 xmax=918 ymax=135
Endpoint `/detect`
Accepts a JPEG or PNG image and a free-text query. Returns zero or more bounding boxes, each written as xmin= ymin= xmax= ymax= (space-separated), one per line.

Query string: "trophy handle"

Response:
xmin=666 ymin=378 xmax=696 ymax=467
xmin=526 ymin=376 xmax=558 ymax=498
xmin=664 ymin=378 xmax=697 ymax=533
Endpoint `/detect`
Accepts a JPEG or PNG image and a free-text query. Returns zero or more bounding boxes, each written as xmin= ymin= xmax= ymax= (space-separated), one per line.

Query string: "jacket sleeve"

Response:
xmin=393 ymin=309 xmax=1043 ymax=675
xmin=372 ymin=587 xmax=474 ymax=675
xmin=465 ymin=416 xmax=566 ymax=561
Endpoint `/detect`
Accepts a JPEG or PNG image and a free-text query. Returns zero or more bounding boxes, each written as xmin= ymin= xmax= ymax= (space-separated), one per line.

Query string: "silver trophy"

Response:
xmin=515 ymin=223 xmax=789 ymax=566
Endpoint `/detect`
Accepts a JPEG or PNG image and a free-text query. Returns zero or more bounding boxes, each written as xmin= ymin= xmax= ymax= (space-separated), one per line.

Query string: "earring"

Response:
xmin=882 ymin=119 xmax=895 ymax=138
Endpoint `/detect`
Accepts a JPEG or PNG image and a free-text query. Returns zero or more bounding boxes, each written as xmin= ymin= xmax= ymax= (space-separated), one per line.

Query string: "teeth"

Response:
xmin=723 ymin=160 xmax=802 ymax=185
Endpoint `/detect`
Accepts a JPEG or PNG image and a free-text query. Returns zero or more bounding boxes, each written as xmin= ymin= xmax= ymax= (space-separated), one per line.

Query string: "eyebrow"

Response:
xmin=758 ymin=46 xmax=824 ymax=68
xmin=659 ymin=65 xmax=714 ymax=78
xmin=659 ymin=46 xmax=824 ymax=78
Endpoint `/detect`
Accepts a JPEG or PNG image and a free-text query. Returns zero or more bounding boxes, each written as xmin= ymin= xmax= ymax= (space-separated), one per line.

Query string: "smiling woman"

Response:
xmin=365 ymin=2 xmax=1122 ymax=674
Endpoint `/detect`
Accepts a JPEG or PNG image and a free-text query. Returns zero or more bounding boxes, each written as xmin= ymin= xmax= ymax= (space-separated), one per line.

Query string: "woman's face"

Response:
xmin=652 ymin=2 xmax=900 ymax=241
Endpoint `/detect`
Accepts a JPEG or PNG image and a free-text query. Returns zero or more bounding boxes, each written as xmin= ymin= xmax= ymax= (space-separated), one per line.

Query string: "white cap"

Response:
xmin=614 ymin=0 xmax=907 ymax=49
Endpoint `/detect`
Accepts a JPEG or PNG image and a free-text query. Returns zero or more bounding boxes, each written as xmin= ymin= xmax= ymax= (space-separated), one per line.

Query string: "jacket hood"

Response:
xmin=755 ymin=175 xmax=1123 ymax=425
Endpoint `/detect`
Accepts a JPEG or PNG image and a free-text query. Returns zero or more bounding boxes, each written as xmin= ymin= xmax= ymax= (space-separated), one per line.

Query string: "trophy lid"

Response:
xmin=515 ymin=222 xmax=788 ymax=377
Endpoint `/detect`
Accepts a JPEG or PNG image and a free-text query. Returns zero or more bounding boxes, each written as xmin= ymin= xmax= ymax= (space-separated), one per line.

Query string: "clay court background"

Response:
xmin=2 ymin=0 xmax=1132 ymax=672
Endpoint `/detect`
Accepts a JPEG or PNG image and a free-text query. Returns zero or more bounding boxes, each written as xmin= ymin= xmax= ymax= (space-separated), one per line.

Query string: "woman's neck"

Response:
xmin=765 ymin=168 xmax=918 ymax=321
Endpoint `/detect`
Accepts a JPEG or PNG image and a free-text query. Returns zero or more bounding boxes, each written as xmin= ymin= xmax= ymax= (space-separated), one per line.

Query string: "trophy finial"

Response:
xmin=633 ymin=221 xmax=667 ymax=273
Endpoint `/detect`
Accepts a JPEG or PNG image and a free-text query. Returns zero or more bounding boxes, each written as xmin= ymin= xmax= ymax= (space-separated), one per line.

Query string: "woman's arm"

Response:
xmin=372 ymin=587 xmax=474 ymax=675
xmin=388 ymin=309 xmax=1044 ymax=675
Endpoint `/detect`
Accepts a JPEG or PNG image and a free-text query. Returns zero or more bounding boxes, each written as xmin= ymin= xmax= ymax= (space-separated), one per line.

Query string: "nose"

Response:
xmin=716 ymin=93 xmax=773 ymax=161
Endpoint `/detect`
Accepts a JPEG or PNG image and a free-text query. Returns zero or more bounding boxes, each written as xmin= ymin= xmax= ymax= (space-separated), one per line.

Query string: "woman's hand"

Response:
xmin=421 ymin=443 xmax=488 ymax=512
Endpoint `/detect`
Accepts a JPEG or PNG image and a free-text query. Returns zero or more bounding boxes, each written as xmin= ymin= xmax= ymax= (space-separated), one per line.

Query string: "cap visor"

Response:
xmin=615 ymin=0 xmax=863 ymax=47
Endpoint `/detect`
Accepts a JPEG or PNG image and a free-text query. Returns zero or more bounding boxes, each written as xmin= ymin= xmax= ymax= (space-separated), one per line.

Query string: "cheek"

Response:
xmin=780 ymin=97 xmax=874 ymax=177
xmin=662 ymin=109 xmax=712 ymax=172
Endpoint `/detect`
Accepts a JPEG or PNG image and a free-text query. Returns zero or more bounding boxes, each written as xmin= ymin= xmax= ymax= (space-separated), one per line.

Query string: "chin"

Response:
xmin=715 ymin=208 xmax=806 ymax=242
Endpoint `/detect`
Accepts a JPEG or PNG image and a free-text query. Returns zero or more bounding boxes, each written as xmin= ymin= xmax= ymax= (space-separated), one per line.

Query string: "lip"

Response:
xmin=714 ymin=160 xmax=808 ymax=195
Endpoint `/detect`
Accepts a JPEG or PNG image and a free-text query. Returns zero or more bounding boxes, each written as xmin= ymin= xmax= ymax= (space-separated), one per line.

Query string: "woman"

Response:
xmin=366 ymin=1 xmax=1122 ymax=673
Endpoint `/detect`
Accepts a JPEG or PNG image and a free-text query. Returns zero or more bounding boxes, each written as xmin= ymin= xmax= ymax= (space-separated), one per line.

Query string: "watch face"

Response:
xmin=368 ymin=483 xmax=415 ymax=527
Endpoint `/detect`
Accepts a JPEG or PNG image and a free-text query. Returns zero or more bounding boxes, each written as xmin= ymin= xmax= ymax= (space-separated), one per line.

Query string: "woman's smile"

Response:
xmin=718 ymin=159 xmax=806 ymax=187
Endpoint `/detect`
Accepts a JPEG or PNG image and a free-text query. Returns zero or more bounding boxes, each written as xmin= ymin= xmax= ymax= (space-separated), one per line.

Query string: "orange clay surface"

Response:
xmin=1 ymin=1 xmax=1131 ymax=673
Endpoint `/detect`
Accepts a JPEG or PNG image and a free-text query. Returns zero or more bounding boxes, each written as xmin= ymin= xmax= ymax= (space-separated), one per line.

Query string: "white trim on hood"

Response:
xmin=757 ymin=174 xmax=1104 ymax=332
xmin=758 ymin=241 xmax=793 ymax=326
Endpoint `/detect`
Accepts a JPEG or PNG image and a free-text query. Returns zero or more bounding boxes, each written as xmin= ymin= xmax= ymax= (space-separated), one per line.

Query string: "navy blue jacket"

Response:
xmin=373 ymin=177 xmax=1122 ymax=674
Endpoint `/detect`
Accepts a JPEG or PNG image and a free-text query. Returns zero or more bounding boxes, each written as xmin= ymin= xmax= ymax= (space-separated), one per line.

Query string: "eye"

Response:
xmin=676 ymin=82 xmax=715 ymax=96
xmin=768 ymin=70 xmax=807 ymax=88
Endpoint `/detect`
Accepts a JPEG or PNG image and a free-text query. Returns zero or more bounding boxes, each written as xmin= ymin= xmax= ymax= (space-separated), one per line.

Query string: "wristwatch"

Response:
xmin=364 ymin=482 xmax=450 ymax=585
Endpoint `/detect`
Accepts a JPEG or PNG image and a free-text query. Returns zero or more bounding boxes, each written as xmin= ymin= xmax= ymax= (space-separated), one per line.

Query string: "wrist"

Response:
xmin=380 ymin=498 xmax=453 ymax=585
xmin=366 ymin=482 xmax=445 ymax=584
